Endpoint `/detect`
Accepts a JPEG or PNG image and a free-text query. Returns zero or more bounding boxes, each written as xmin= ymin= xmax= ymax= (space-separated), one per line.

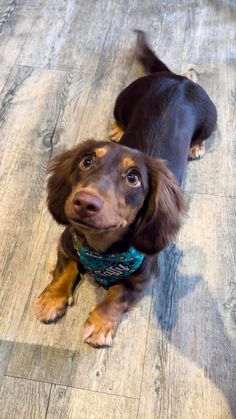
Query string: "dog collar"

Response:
xmin=72 ymin=232 xmax=144 ymax=288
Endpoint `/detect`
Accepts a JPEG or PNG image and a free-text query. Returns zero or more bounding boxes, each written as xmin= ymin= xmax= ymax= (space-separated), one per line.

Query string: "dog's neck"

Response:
xmin=75 ymin=227 xmax=128 ymax=253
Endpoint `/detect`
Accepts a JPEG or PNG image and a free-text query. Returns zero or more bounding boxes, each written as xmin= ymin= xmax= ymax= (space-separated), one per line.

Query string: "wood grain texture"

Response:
xmin=17 ymin=0 xmax=117 ymax=71
xmin=138 ymin=194 xmax=236 ymax=419
xmin=181 ymin=1 xmax=236 ymax=198
xmin=0 ymin=0 xmax=235 ymax=417
xmin=0 ymin=1 xmax=40 ymax=94
xmin=0 ymin=65 xmax=71 ymax=339
xmin=0 ymin=341 xmax=14 ymax=388
xmin=47 ymin=384 xmax=138 ymax=419
xmin=0 ymin=376 xmax=51 ymax=419
xmin=17 ymin=0 xmax=163 ymax=149
xmin=7 ymin=278 xmax=153 ymax=398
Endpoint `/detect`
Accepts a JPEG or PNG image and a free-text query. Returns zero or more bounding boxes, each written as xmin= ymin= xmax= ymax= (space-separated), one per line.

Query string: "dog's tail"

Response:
xmin=135 ymin=30 xmax=171 ymax=73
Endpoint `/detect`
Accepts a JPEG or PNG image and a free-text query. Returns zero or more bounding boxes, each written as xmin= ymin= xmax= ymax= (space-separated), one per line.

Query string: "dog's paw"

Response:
xmin=34 ymin=289 xmax=73 ymax=323
xmin=109 ymin=122 xmax=125 ymax=142
xmin=83 ymin=305 xmax=117 ymax=347
xmin=188 ymin=141 xmax=205 ymax=161
xmin=185 ymin=67 xmax=199 ymax=83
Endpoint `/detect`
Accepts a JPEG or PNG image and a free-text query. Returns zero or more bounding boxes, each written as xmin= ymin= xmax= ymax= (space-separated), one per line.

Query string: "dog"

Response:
xmin=34 ymin=31 xmax=216 ymax=347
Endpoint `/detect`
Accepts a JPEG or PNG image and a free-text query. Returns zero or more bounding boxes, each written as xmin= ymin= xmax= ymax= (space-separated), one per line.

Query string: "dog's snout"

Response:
xmin=72 ymin=191 xmax=103 ymax=217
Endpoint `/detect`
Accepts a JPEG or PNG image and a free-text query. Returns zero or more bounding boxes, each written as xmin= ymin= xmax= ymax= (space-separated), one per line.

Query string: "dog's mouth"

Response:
xmin=70 ymin=217 xmax=125 ymax=232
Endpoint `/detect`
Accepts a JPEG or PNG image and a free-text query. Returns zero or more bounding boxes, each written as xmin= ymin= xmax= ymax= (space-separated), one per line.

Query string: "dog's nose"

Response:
xmin=72 ymin=191 xmax=103 ymax=217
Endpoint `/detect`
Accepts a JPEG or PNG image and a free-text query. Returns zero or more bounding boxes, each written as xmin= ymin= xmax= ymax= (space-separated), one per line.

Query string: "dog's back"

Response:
xmin=114 ymin=31 xmax=217 ymax=185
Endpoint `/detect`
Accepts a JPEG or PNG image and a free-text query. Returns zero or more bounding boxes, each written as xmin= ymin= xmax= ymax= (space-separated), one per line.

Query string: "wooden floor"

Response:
xmin=0 ymin=0 xmax=236 ymax=418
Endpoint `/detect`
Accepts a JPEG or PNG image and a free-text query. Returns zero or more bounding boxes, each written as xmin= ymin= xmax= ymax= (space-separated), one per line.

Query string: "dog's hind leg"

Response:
xmin=109 ymin=121 xmax=125 ymax=142
xmin=188 ymin=110 xmax=216 ymax=161
xmin=188 ymin=140 xmax=205 ymax=160
xmin=188 ymin=84 xmax=217 ymax=161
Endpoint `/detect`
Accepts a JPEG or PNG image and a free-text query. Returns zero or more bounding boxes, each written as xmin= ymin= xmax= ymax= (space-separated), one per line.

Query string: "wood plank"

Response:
xmin=138 ymin=194 xmax=236 ymax=419
xmin=17 ymin=0 xmax=117 ymax=71
xmin=47 ymin=384 xmax=138 ymax=419
xmin=179 ymin=1 xmax=236 ymax=197
xmin=0 ymin=1 xmax=39 ymax=93
xmin=0 ymin=376 xmax=51 ymax=419
xmin=7 ymin=277 xmax=153 ymax=398
xmin=0 ymin=340 xmax=14 ymax=388
xmin=0 ymin=65 xmax=73 ymax=339
xmin=11 ymin=0 xmax=144 ymax=151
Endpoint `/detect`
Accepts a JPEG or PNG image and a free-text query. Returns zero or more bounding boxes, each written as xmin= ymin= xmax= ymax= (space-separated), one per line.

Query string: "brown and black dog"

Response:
xmin=34 ymin=31 xmax=216 ymax=347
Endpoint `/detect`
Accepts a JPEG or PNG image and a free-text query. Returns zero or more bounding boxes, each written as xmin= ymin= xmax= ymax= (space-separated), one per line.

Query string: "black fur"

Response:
xmin=114 ymin=30 xmax=217 ymax=184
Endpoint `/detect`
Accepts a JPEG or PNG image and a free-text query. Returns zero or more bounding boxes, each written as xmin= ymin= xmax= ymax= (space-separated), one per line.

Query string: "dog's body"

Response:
xmin=34 ymin=32 xmax=217 ymax=347
xmin=113 ymin=31 xmax=217 ymax=184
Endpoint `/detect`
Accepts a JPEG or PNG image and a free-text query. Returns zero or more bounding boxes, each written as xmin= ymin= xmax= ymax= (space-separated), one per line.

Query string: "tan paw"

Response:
xmin=109 ymin=122 xmax=125 ymax=142
xmin=34 ymin=289 xmax=73 ymax=323
xmin=83 ymin=306 xmax=117 ymax=348
xmin=188 ymin=141 xmax=205 ymax=160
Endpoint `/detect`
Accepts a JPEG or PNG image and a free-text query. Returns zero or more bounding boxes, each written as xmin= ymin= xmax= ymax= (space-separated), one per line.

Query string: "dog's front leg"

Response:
xmin=83 ymin=269 xmax=150 ymax=347
xmin=34 ymin=238 xmax=79 ymax=323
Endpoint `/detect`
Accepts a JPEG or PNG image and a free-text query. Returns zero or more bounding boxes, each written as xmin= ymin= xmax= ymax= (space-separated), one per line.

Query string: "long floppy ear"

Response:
xmin=132 ymin=158 xmax=187 ymax=255
xmin=47 ymin=148 xmax=76 ymax=224
xmin=47 ymin=139 xmax=99 ymax=224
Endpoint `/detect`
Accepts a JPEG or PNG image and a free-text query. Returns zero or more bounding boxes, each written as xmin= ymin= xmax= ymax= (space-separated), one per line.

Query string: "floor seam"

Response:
xmin=5 ymin=374 xmax=139 ymax=400
xmin=185 ymin=190 xmax=236 ymax=199
xmin=44 ymin=383 xmax=53 ymax=419
xmin=0 ymin=3 xmax=42 ymax=97
xmin=136 ymin=280 xmax=156 ymax=418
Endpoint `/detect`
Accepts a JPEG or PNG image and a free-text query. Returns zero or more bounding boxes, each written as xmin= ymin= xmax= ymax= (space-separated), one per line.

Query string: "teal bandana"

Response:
xmin=72 ymin=233 xmax=144 ymax=288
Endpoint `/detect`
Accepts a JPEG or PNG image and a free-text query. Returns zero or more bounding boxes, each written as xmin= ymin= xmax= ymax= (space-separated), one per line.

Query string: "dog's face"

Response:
xmin=48 ymin=140 xmax=186 ymax=254
xmin=64 ymin=141 xmax=149 ymax=233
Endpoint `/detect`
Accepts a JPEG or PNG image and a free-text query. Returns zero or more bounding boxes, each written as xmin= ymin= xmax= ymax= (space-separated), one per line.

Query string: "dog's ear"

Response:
xmin=132 ymin=158 xmax=187 ymax=255
xmin=47 ymin=148 xmax=76 ymax=224
xmin=47 ymin=139 xmax=99 ymax=224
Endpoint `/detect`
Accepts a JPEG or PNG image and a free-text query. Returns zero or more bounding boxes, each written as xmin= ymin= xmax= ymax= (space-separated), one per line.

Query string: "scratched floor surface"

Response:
xmin=0 ymin=0 xmax=236 ymax=418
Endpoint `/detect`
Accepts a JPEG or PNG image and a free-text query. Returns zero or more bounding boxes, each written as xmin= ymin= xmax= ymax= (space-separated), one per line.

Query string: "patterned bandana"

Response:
xmin=72 ymin=232 xmax=144 ymax=288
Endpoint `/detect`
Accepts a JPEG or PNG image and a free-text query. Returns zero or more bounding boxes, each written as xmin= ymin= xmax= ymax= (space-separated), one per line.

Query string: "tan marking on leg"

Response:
xmin=83 ymin=285 xmax=127 ymax=347
xmin=34 ymin=260 xmax=78 ymax=323
xmin=83 ymin=306 xmax=116 ymax=347
xmin=188 ymin=140 xmax=206 ymax=160
xmin=109 ymin=121 xmax=125 ymax=142
xmin=96 ymin=147 xmax=107 ymax=158
xmin=123 ymin=157 xmax=135 ymax=168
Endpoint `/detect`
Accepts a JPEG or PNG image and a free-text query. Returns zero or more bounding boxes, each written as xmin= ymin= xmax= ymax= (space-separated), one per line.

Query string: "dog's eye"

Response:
xmin=126 ymin=170 xmax=141 ymax=187
xmin=79 ymin=154 xmax=95 ymax=170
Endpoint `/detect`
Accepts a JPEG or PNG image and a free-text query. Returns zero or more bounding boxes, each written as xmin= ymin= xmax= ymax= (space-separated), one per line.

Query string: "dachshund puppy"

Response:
xmin=34 ymin=32 xmax=216 ymax=347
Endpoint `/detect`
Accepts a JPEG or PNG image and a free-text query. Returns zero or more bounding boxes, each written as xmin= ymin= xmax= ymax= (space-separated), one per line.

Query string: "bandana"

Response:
xmin=72 ymin=233 xmax=144 ymax=288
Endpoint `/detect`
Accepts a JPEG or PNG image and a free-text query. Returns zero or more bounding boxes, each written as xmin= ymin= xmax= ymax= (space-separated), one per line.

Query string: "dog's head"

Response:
xmin=47 ymin=140 xmax=187 ymax=254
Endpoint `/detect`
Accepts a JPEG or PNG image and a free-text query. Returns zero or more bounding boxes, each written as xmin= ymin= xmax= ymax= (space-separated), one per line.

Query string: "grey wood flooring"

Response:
xmin=0 ymin=0 xmax=236 ymax=418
